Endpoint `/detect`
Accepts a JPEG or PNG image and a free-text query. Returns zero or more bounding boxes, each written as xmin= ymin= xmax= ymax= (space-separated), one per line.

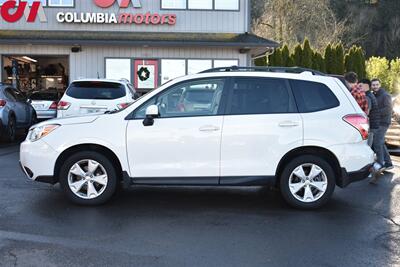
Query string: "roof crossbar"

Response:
xmin=200 ymin=66 xmax=326 ymax=76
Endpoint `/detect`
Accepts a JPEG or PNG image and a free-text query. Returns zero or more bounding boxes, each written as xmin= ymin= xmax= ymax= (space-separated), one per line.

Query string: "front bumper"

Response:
xmin=337 ymin=164 xmax=373 ymax=188
xmin=20 ymin=139 xmax=59 ymax=183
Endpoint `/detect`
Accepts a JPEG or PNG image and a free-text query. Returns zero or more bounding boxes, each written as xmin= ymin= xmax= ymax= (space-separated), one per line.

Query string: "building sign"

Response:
xmin=0 ymin=0 xmax=176 ymax=26
xmin=57 ymin=0 xmax=177 ymax=25
xmin=0 ymin=1 xmax=47 ymax=23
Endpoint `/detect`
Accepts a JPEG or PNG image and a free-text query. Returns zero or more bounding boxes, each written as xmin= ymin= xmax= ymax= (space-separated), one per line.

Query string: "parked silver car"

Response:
xmin=29 ymin=90 xmax=62 ymax=120
xmin=0 ymin=85 xmax=36 ymax=142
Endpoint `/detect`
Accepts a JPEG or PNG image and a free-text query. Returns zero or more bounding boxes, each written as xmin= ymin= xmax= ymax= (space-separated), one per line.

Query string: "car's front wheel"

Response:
xmin=59 ymin=151 xmax=118 ymax=205
xmin=280 ymin=155 xmax=336 ymax=209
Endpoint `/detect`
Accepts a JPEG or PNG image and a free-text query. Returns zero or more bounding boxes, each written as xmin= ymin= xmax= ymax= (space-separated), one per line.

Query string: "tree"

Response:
xmin=335 ymin=43 xmax=345 ymax=75
xmin=389 ymin=58 xmax=400 ymax=94
xmin=312 ymin=52 xmax=326 ymax=73
xmin=301 ymin=39 xmax=313 ymax=68
xmin=281 ymin=45 xmax=291 ymax=67
xmin=324 ymin=44 xmax=335 ymax=74
xmin=366 ymin=57 xmax=390 ymax=91
xmin=292 ymin=44 xmax=302 ymax=66
xmin=252 ymin=0 xmax=348 ymax=52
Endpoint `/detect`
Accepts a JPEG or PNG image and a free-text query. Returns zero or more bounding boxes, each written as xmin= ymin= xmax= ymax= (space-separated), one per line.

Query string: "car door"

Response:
xmin=4 ymin=88 xmax=28 ymax=126
xmin=220 ymin=77 xmax=303 ymax=180
xmin=126 ymin=78 xmax=227 ymax=183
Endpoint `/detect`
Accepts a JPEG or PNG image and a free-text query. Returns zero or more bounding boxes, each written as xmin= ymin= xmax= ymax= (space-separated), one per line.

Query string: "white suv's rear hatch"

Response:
xmin=58 ymin=81 xmax=127 ymax=117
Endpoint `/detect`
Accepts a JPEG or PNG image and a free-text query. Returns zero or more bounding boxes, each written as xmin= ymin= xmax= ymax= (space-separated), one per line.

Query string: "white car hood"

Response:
xmin=33 ymin=114 xmax=99 ymax=127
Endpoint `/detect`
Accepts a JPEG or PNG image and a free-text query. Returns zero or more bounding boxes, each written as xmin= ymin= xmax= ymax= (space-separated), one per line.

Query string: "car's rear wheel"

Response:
xmin=59 ymin=151 xmax=118 ymax=205
xmin=1 ymin=116 xmax=16 ymax=142
xmin=280 ymin=155 xmax=335 ymax=209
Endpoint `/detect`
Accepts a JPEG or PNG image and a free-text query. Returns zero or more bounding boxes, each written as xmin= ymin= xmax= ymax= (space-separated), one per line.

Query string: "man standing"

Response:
xmin=344 ymin=72 xmax=369 ymax=114
xmin=371 ymin=78 xmax=394 ymax=172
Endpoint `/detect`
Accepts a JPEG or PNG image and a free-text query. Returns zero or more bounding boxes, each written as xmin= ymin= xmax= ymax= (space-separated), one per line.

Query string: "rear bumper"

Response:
xmin=337 ymin=164 xmax=372 ymax=188
xmin=36 ymin=110 xmax=57 ymax=119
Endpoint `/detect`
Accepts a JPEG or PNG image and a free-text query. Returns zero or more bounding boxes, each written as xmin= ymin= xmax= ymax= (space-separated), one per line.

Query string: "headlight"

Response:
xmin=28 ymin=124 xmax=60 ymax=142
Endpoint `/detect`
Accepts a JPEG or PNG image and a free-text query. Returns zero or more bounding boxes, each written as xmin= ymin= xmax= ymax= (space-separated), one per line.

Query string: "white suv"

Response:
xmin=20 ymin=67 xmax=374 ymax=209
xmin=57 ymin=79 xmax=138 ymax=118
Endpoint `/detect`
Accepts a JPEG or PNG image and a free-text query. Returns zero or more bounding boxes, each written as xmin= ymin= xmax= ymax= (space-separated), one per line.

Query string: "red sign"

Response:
xmin=0 ymin=0 xmax=46 ymax=23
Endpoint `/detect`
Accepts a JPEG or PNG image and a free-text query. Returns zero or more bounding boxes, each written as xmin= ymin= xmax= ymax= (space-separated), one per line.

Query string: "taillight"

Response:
xmin=117 ymin=102 xmax=131 ymax=110
xmin=57 ymin=101 xmax=71 ymax=110
xmin=49 ymin=101 xmax=58 ymax=110
xmin=0 ymin=99 xmax=6 ymax=107
xmin=343 ymin=114 xmax=369 ymax=140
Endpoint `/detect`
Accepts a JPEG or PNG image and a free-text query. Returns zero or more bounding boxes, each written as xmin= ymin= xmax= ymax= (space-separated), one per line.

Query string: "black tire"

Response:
xmin=59 ymin=151 xmax=118 ymax=205
xmin=1 ymin=116 xmax=16 ymax=142
xmin=279 ymin=155 xmax=336 ymax=210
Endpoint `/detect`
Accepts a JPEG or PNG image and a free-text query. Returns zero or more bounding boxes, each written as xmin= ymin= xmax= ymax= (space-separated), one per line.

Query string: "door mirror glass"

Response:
xmin=145 ymin=104 xmax=159 ymax=117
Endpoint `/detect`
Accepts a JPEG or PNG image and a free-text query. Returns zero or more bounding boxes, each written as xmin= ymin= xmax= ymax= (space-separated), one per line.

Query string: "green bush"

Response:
xmin=366 ymin=57 xmax=390 ymax=92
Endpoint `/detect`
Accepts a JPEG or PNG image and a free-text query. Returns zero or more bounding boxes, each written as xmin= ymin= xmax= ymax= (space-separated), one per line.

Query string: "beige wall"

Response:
xmin=0 ymin=44 xmax=247 ymax=82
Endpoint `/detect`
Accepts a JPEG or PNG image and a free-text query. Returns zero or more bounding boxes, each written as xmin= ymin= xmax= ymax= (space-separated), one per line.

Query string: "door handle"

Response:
xmin=279 ymin=121 xmax=300 ymax=127
xmin=199 ymin=125 xmax=220 ymax=132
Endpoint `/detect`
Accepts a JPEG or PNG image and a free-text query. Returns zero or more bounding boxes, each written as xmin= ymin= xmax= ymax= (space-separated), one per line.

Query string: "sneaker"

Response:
xmin=372 ymin=162 xmax=384 ymax=174
xmin=384 ymin=164 xmax=394 ymax=171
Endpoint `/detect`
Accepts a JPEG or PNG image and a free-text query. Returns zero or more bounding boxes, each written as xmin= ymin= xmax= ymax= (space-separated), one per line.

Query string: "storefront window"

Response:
xmin=213 ymin=59 xmax=239 ymax=68
xmin=105 ymin=58 xmax=131 ymax=82
xmin=188 ymin=0 xmax=212 ymax=9
xmin=48 ymin=0 xmax=74 ymax=7
xmin=214 ymin=0 xmax=239 ymax=10
xmin=161 ymin=0 xmax=186 ymax=9
xmin=161 ymin=59 xmax=186 ymax=84
xmin=188 ymin=60 xmax=212 ymax=74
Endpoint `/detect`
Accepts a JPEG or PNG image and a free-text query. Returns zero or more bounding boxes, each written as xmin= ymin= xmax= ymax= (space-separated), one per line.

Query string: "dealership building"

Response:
xmin=0 ymin=0 xmax=277 ymax=93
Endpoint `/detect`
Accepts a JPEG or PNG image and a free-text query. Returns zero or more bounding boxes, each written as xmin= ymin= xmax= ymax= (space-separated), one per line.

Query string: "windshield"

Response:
xmin=66 ymin=81 xmax=126 ymax=100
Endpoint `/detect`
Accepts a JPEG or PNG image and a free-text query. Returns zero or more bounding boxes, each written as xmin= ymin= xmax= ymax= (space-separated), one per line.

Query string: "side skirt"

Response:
xmin=123 ymin=172 xmax=276 ymax=186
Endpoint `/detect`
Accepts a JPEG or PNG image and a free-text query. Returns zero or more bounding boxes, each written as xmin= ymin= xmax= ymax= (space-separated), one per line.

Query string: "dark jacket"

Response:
xmin=374 ymin=88 xmax=393 ymax=127
xmin=366 ymin=91 xmax=380 ymax=129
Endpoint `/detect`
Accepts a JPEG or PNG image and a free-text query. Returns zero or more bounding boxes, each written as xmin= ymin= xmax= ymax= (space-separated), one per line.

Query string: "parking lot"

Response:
xmin=0 ymin=141 xmax=398 ymax=267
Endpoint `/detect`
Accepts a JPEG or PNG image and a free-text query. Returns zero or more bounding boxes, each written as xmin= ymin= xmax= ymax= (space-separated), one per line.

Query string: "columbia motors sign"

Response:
xmin=0 ymin=0 xmax=177 ymax=25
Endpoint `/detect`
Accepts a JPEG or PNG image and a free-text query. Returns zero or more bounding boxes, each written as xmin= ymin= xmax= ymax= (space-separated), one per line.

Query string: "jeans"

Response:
xmin=372 ymin=126 xmax=393 ymax=167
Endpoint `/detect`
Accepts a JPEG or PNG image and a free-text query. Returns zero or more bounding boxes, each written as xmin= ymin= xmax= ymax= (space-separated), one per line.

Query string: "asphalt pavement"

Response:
xmin=0 ymin=142 xmax=399 ymax=267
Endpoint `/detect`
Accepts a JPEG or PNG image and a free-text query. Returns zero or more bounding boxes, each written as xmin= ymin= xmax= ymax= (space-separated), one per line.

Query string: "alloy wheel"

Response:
xmin=288 ymin=163 xmax=328 ymax=203
xmin=67 ymin=159 xmax=108 ymax=200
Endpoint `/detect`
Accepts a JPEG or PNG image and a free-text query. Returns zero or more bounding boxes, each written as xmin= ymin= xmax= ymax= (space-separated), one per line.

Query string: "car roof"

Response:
xmin=171 ymin=71 xmax=338 ymax=85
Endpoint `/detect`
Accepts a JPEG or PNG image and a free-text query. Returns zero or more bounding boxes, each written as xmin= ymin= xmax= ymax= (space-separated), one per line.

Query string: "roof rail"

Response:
xmin=200 ymin=66 xmax=326 ymax=76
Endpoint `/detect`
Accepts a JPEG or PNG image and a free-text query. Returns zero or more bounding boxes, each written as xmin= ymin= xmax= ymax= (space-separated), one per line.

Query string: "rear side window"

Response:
xmin=290 ymin=80 xmax=339 ymax=113
xmin=227 ymin=77 xmax=296 ymax=115
xmin=66 ymin=82 xmax=126 ymax=100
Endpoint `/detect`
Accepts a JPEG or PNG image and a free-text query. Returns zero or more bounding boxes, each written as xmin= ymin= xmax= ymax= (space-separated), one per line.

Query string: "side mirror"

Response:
xmin=143 ymin=105 xmax=159 ymax=126
xmin=27 ymin=98 xmax=32 ymax=104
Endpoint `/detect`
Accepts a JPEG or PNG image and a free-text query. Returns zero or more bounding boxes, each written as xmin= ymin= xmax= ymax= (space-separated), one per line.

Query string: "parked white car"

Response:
xmin=20 ymin=67 xmax=374 ymax=209
xmin=57 ymin=79 xmax=138 ymax=118
xmin=29 ymin=90 xmax=62 ymax=120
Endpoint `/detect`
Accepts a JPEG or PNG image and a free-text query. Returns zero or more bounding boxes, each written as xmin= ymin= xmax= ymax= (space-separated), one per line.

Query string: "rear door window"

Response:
xmin=227 ymin=77 xmax=297 ymax=115
xmin=66 ymin=81 xmax=126 ymax=100
xmin=290 ymin=80 xmax=339 ymax=113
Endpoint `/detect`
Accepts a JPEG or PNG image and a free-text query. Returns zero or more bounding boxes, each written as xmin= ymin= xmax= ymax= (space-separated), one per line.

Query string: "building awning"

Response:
xmin=0 ymin=30 xmax=278 ymax=57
